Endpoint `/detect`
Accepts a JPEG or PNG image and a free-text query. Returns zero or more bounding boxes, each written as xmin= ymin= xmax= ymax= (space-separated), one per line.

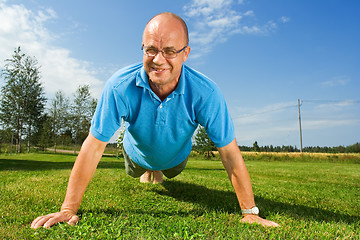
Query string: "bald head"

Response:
xmin=144 ymin=12 xmax=189 ymax=46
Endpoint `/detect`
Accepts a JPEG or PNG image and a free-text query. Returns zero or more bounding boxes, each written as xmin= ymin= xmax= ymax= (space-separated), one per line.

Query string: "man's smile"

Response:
xmin=151 ymin=66 xmax=169 ymax=74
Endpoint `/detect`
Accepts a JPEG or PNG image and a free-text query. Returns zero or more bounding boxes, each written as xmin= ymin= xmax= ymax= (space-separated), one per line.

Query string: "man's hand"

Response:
xmin=31 ymin=133 xmax=107 ymax=229
xmin=240 ymin=214 xmax=279 ymax=227
xmin=31 ymin=210 xmax=79 ymax=229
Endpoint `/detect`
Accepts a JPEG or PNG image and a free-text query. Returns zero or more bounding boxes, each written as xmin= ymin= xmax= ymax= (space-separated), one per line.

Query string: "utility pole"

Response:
xmin=298 ymin=99 xmax=303 ymax=153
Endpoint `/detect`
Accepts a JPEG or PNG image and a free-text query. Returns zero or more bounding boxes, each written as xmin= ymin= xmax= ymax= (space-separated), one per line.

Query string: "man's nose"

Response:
xmin=153 ymin=51 xmax=167 ymax=64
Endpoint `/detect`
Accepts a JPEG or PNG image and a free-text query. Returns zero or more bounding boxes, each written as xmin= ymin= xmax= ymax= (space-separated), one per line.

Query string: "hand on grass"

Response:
xmin=240 ymin=214 xmax=279 ymax=228
xmin=31 ymin=210 xmax=79 ymax=229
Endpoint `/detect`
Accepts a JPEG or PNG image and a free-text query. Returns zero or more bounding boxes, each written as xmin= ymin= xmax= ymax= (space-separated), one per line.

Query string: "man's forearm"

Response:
xmin=222 ymin=157 xmax=255 ymax=210
xmin=218 ymin=140 xmax=256 ymax=210
xmin=61 ymin=133 xmax=107 ymax=213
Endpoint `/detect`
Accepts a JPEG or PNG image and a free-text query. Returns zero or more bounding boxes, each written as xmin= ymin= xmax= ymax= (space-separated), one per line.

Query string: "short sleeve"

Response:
xmin=90 ymin=80 xmax=126 ymax=142
xmin=196 ymin=87 xmax=235 ymax=148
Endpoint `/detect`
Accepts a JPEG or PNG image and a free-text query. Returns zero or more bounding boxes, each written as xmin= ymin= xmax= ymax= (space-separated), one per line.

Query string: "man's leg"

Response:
xmin=123 ymin=149 xmax=163 ymax=184
xmin=162 ymin=156 xmax=189 ymax=179
xmin=140 ymin=170 xmax=152 ymax=183
xmin=152 ymin=170 xmax=163 ymax=184
xmin=123 ymin=149 xmax=188 ymax=183
xmin=123 ymin=149 xmax=147 ymax=178
xmin=143 ymin=156 xmax=189 ymax=183
xmin=150 ymin=157 xmax=189 ymax=183
xmin=139 ymin=170 xmax=163 ymax=184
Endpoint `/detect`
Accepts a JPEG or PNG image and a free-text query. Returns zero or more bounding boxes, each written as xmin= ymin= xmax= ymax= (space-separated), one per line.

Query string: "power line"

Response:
xmin=234 ymin=99 xmax=360 ymax=119
xmin=233 ymin=98 xmax=360 ymax=148
xmin=233 ymin=103 xmax=298 ymax=119
xmin=302 ymin=99 xmax=360 ymax=104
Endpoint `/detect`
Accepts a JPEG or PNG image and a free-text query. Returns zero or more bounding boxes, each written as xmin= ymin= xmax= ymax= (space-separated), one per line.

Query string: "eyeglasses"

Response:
xmin=142 ymin=45 xmax=187 ymax=59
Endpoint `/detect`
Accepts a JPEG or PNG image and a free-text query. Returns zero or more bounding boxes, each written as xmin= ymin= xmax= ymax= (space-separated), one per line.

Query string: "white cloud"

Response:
xmin=184 ymin=0 xmax=233 ymax=18
xmin=0 ymin=2 xmax=104 ymax=99
xmin=279 ymin=16 xmax=290 ymax=23
xmin=243 ymin=10 xmax=254 ymax=17
xmin=313 ymin=100 xmax=358 ymax=111
xmin=230 ymin=102 xmax=300 ymax=145
xmin=232 ymin=102 xmax=298 ymax=124
xmin=230 ymin=100 xmax=360 ymax=146
xmin=300 ymin=99 xmax=360 ymax=134
xmin=303 ymin=119 xmax=360 ymax=130
xmin=183 ymin=0 xmax=280 ymax=59
xmin=321 ymin=76 xmax=350 ymax=87
xmin=240 ymin=25 xmax=261 ymax=34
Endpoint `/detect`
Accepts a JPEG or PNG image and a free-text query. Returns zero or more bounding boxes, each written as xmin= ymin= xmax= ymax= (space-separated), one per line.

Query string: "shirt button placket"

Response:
xmin=155 ymin=102 xmax=165 ymax=126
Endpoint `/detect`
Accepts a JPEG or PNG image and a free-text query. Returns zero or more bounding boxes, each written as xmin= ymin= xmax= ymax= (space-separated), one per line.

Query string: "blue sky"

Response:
xmin=0 ymin=0 xmax=359 ymax=147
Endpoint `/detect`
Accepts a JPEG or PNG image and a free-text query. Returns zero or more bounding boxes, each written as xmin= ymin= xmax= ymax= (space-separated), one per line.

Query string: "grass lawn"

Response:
xmin=0 ymin=152 xmax=359 ymax=239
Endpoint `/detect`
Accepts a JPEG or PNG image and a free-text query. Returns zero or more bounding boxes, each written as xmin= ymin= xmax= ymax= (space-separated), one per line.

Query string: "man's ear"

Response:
xmin=183 ymin=46 xmax=191 ymax=62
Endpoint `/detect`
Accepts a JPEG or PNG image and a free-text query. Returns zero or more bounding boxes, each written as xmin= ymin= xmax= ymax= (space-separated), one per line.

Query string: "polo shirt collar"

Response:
xmin=137 ymin=65 xmax=185 ymax=96
xmin=176 ymin=65 xmax=186 ymax=95
xmin=137 ymin=66 xmax=152 ymax=91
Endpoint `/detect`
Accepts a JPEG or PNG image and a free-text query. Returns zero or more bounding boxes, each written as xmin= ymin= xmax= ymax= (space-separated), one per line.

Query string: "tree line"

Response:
xmin=239 ymin=141 xmax=360 ymax=153
xmin=0 ymin=47 xmax=97 ymax=153
xmin=194 ymin=130 xmax=360 ymax=158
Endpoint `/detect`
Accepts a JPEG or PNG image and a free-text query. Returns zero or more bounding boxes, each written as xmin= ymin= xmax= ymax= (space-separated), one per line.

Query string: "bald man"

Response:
xmin=31 ymin=12 xmax=279 ymax=229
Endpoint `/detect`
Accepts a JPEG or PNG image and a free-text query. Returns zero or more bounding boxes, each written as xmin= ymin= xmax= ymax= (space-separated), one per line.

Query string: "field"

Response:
xmin=0 ymin=152 xmax=359 ymax=239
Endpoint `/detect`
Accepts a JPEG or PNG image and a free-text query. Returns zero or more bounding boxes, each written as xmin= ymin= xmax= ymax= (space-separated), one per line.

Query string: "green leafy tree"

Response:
xmin=346 ymin=142 xmax=360 ymax=153
xmin=48 ymin=90 xmax=70 ymax=153
xmin=0 ymin=47 xmax=46 ymax=153
xmin=194 ymin=126 xmax=216 ymax=159
xmin=116 ymin=120 xmax=126 ymax=158
xmin=0 ymin=128 xmax=12 ymax=153
xmin=253 ymin=141 xmax=260 ymax=152
xmin=70 ymin=85 xmax=97 ymax=153
xmin=36 ymin=114 xmax=53 ymax=151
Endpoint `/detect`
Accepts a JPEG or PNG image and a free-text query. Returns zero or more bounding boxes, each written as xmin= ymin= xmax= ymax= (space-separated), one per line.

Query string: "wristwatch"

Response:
xmin=241 ymin=206 xmax=259 ymax=215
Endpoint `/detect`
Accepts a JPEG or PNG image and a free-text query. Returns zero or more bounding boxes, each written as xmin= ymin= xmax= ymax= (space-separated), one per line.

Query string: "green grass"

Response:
xmin=0 ymin=153 xmax=359 ymax=239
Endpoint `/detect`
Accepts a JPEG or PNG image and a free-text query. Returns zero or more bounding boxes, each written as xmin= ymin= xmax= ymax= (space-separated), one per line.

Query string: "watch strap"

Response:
xmin=241 ymin=206 xmax=259 ymax=215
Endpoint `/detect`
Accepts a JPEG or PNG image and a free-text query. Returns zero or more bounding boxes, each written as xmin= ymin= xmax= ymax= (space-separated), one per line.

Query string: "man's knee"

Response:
xmin=162 ymin=156 xmax=189 ymax=179
xmin=125 ymin=166 xmax=146 ymax=178
xmin=162 ymin=170 xmax=182 ymax=179
xmin=123 ymin=149 xmax=147 ymax=178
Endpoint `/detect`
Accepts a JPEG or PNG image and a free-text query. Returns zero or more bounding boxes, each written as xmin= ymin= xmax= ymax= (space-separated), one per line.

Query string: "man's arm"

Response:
xmin=31 ymin=133 xmax=107 ymax=229
xmin=218 ymin=139 xmax=279 ymax=227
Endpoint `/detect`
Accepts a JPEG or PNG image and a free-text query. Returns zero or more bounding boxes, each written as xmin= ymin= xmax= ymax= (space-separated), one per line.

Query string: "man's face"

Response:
xmin=142 ymin=15 xmax=190 ymax=91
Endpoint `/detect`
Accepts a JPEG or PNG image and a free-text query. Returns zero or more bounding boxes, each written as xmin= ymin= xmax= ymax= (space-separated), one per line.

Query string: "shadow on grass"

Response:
xmin=184 ymin=167 xmax=225 ymax=171
xmin=0 ymin=158 xmax=124 ymax=171
xmin=158 ymin=180 xmax=359 ymax=224
xmin=87 ymin=206 xmax=201 ymax=219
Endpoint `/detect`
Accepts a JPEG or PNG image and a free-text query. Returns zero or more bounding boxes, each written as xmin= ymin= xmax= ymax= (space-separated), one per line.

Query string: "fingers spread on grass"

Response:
xmin=43 ymin=214 xmax=65 ymax=229
xmin=31 ymin=213 xmax=56 ymax=229
xmin=31 ymin=212 xmax=78 ymax=229
xmin=31 ymin=216 xmax=45 ymax=229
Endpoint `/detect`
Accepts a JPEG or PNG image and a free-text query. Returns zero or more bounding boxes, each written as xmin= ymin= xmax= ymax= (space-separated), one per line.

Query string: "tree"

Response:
xmin=194 ymin=126 xmax=216 ymax=159
xmin=70 ymin=85 xmax=97 ymax=153
xmin=48 ymin=90 xmax=70 ymax=153
xmin=0 ymin=128 xmax=12 ymax=153
xmin=116 ymin=119 xmax=126 ymax=158
xmin=0 ymin=47 xmax=46 ymax=153
xmin=35 ymin=114 xmax=53 ymax=151
xmin=252 ymin=141 xmax=260 ymax=152
xmin=346 ymin=142 xmax=360 ymax=153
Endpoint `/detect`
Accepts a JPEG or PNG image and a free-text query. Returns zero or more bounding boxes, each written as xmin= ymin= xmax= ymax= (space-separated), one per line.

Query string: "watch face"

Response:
xmin=252 ymin=207 xmax=259 ymax=215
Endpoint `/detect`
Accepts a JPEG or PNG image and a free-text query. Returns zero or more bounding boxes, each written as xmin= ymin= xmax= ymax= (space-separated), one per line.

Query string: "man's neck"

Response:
xmin=149 ymin=79 xmax=178 ymax=102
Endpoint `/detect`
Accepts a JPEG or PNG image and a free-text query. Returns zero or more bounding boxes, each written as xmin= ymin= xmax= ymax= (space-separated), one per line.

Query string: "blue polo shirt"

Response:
xmin=90 ymin=63 xmax=235 ymax=170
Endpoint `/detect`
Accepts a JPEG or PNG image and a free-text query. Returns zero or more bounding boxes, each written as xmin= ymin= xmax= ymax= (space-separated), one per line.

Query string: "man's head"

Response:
xmin=142 ymin=12 xmax=190 ymax=91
